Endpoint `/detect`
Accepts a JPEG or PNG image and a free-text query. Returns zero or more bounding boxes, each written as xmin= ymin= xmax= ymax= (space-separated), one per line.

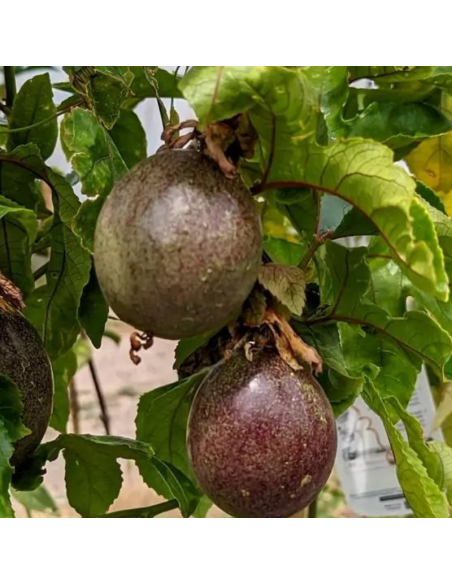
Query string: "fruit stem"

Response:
xmin=308 ymin=498 xmax=317 ymax=518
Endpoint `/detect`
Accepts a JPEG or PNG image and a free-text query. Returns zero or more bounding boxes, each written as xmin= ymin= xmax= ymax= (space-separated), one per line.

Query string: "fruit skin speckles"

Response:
xmin=0 ymin=309 xmax=54 ymax=466
xmin=94 ymin=149 xmax=262 ymax=340
xmin=187 ymin=349 xmax=337 ymax=518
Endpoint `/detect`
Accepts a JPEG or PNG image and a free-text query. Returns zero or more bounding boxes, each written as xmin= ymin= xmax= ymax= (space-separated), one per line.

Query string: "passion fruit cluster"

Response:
xmin=94 ymin=148 xmax=337 ymax=517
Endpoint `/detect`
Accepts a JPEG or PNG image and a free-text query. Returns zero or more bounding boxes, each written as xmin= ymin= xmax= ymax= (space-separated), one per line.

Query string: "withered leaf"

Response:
xmin=258 ymin=264 xmax=306 ymax=316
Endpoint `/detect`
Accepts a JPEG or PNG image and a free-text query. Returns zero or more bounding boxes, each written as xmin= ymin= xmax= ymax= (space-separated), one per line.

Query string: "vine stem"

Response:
xmin=308 ymin=498 xmax=317 ymax=518
xmin=4 ymin=67 xmax=16 ymax=108
xmin=69 ymin=379 xmax=80 ymax=434
xmin=88 ymin=358 xmax=111 ymax=435
xmin=101 ymin=500 xmax=178 ymax=518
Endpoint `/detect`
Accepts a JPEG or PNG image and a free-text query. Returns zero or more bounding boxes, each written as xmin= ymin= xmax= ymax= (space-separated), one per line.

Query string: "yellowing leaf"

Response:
xmin=407 ymin=133 xmax=452 ymax=196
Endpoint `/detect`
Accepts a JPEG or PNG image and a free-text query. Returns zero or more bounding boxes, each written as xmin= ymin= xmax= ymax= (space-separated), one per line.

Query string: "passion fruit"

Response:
xmin=94 ymin=149 xmax=262 ymax=339
xmin=0 ymin=308 xmax=54 ymax=466
xmin=187 ymin=349 xmax=337 ymax=517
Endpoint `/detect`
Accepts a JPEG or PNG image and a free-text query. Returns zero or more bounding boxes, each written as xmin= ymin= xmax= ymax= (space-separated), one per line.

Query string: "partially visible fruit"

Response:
xmin=0 ymin=308 xmax=54 ymax=466
xmin=95 ymin=149 xmax=262 ymax=339
xmin=187 ymin=349 xmax=337 ymax=517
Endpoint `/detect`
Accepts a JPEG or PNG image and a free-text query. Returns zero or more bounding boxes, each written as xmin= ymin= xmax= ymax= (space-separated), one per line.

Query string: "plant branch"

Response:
xmin=259 ymin=113 xmax=276 ymax=191
xmin=69 ymin=379 xmax=80 ymax=434
xmin=0 ymin=104 xmax=75 ymax=135
xmin=299 ymin=229 xmax=334 ymax=270
xmin=308 ymin=498 xmax=317 ymax=518
xmin=0 ymin=101 xmax=10 ymax=116
xmin=88 ymin=358 xmax=111 ymax=435
xmin=101 ymin=500 xmax=179 ymax=518
xmin=4 ymin=67 xmax=16 ymax=108
xmin=33 ymin=262 xmax=49 ymax=281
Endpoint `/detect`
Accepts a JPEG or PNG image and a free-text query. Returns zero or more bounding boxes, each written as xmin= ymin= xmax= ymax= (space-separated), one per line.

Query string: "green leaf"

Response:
xmin=11 ymin=484 xmax=59 ymax=516
xmin=24 ymin=217 xmax=91 ymax=358
xmin=180 ymin=66 xmax=316 ymax=178
xmin=306 ymin=141 xmax=448 ymax=301
xmin=345 ymin=101 xmax=452 ymax=148
xmin=50 ymin=349 xmax=78 ymax=433
xmin=367 ymin=259 xmax=408 ymax=317
xmin=0 ymin=374 xmax=29 ymax=518
xmin=61 ymin=437 xmax=123 ymax=517
xmin=0 ymin=194 xmax=38 ymax=296
xmin=433 ymin=382 xmax=452 ymax=430
xmin=0 ymin=373 xmax=29 ymax=443
xmin=61 ymin=108 xmax=127 ymax=197
xmin=416 ymin=181 xmax=446 ymax=214
xmin=317 ymin=242 xmax=452 ymax=378
xmin=0 ymin=158 xmax=41 ymax=211
xmin=263 ymin=236 xmax=306 ymax=266
xmin=277 ymin=188 xmax=320 ymax=242
xmin=363 ymin=382 xmax=449 ymax=517
xmin=108 ymin=109 xmax=147 ymax=169
xmin=61 ymin=108 xmax=127 ymax=251
xmin=136 ymin=371 xmax=208 ymax=478
xmin=130 ymin=66 xmax=182 ymax=100
xmin=318 ymin=367 xmax=363 ymax=416
xmin=0 ymin=419 xmax=14 ymax=518
xmin=348 ymin=66 xmax=433 ymax=84
xmin=26 ymin=434 xmax=199 ymax=517
xmin=0 ymin=148 xmax=93 ymax=358
xmin=303 ymin=66 xmax=348 ymax=135
xmin=174 ymin=333 xmax=217 ymax=371
xmin=389 ymin=399 xmax=443 ymax=483
xmin=258 ymin=263 xmax=306 ymax=315
xmin=79 ymin=68 xmax=133 ymax=129
xmin=429 ymin=442 xmax=452 ymax=504
xmin=182 ymin=69 xmax=448 ymax=301
xmin=78 ymin=265 xmax=109 ymax=348
xmin=7 ymin=73 xmax=57 ymax=160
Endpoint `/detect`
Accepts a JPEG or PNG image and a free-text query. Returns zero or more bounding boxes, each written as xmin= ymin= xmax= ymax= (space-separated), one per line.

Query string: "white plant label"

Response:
xmin=335 ymin=368 xmax=443 ymax=517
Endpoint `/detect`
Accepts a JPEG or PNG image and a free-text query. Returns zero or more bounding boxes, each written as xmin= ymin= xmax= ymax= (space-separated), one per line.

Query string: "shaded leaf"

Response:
xmin=0 ymin=194 xmax=38 ymax=296
xmin=0 ymin=419 xmax=14 ymax=518
xmin=50 ymin=349 xmax=78 ymax=433
xmin=303 ymin=66 xmax=348 ymax=135
xmin=136 ymin=371 xmax=208 ymax=478
xmin=11 ymin=484 xmax=58 ymax=516
xmin=345 ymin=101 xmax=452 ymax=149
xmin=24 ymin=217 xmax=91 ymax=358
xmin=174 ymin=333 xmax=218 ymax=371
xmin=7 ymin=73 xmax=57 ymax=160
xmin=0 ymin=374 xmax=29 ymax=518
xmin=109 ymin=108 xmax=147 ymax=169
xmin=242 ymin=286 xmax=267 ymax=326
xmin=78 ymin=265 xmax=108 ymax=348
